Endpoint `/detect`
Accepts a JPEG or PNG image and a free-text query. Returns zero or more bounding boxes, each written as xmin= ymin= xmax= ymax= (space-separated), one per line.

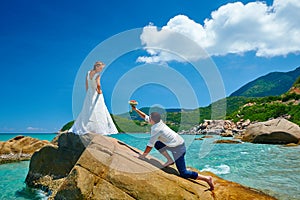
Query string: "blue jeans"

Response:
xmin=154 ymin=141 xmax=198 ymax=179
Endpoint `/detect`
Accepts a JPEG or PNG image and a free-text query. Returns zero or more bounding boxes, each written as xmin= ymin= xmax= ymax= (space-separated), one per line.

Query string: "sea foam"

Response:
xmin=201 ymin=164 xmax=231 ymax=175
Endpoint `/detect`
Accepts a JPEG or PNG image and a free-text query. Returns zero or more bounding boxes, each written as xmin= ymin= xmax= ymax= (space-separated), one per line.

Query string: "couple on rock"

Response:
xmin=69 ymin=61 xmax=214 ymax=190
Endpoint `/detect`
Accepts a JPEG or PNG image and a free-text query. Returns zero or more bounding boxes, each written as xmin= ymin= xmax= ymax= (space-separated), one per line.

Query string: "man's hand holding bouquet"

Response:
xmin=128 ymin=100 xmax=138 ymax=112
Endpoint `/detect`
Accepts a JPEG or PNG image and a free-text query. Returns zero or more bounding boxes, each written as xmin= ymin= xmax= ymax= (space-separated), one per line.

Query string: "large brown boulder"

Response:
xmin=25 ymin=132 xmax=90 ymax=186
xmin=26 ymin=133 xmax=275 ymax=200
xmin=242 ymin=118 xmax=300 ymax=144
xmin=0 ymin=135 xmax=53 ymax=164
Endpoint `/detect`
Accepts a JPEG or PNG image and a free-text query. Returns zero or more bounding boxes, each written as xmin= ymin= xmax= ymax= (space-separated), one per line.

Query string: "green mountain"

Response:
xmin=230 ymin=66 xmax=300 ymax=97
xmin=227 ymin=77 xmax=300 ymax=125
xmin=61 ymin=69 xmax=300 ymax=133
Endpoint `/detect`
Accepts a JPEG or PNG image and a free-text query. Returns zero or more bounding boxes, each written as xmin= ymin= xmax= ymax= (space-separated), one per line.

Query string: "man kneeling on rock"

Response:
xmin=131 ymin=105 xmax=214 ymax=190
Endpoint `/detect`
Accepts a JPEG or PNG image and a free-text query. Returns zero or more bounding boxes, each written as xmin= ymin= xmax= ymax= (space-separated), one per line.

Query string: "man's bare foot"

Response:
xmin=197 ymin=175 xmax=214 ymax=190
xmin=207 ymin=176 xmax=214 ymax=190
xmin=162 ymin=160 xmax=174 ymax=167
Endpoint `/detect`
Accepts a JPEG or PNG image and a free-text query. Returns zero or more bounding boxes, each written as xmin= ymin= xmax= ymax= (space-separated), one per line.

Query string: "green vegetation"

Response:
xmin=282 ymin=93 xmax=300 ymax=102
xmin=294 ymin=76 xmax=300 ymax=85
xmin=230 ymin=66 xmax=300 ymax=97
xmin=227 ymin=95 xmax=300 ymax=126
xmin=61 ymin=120 xmax=74 ymax=131
xmin=60 ymin=71 xmax=300 ymax=132
xmin=61 ymin=93 xmax=300 ymax=132
xmin=112 ymin=115 xmax=150 ymax=133
xmin=61 ymin=95 xmax=300 ymax=132
xmin=227 ymin=72 xmax=300 ymax=125
xmin=228 ymin=102 xmax=300 ymax=126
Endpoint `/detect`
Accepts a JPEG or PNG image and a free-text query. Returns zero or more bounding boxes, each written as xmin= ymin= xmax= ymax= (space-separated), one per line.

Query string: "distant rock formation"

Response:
xmin=0 ymin=136 xmax=53 ymax=164
xmin=25 ymin=132 xmax=275 ymax=199
xmin=179 ymin=119 xmax=251 ymax=136
xmin=242 ymin=118 xmax=300 ymax=144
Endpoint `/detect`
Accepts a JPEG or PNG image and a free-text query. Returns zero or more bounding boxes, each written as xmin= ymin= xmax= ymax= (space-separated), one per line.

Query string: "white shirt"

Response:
xmin=145 ymin=115 xmax=184 ymax=147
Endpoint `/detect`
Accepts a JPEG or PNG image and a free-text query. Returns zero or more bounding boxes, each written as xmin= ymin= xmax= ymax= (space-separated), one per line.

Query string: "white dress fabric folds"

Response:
xmin=69 ymin=71 xmax=118 ymax=135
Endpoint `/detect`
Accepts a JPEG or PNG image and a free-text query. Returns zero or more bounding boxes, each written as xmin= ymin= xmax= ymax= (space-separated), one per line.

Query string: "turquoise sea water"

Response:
xmin=0 ymin=133 xmax=56 ymax=142
xmin=111 ymin=134 xmax=300 ymax=200
xmin=0 ymin=133 xmax=56 ymax=200
xmin=0 ymin=133 xmax=299 ymax=200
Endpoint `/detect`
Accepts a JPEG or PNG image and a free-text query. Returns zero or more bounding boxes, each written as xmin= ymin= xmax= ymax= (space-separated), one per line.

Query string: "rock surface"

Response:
xmin=214 ymin=140 xmax=242 ymax=144
xmin=220 ymin=131 xmax=234 ymax=137
xmin=242 ymin=118 xmax=300 ymax=144
xmin=0 ymin=135 xmax=53 ymax=164
xmin=25 ymin=133 xmax=276 ymax=200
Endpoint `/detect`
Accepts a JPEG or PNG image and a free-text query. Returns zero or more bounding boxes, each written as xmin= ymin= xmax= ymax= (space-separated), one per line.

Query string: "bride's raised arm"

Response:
xmin=96 ymin=75 xmax=102 ymax=94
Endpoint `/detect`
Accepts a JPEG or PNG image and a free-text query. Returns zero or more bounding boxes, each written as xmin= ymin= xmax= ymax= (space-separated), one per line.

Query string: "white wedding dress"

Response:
xmin=69 ymin=71 xmax=118 ymax=135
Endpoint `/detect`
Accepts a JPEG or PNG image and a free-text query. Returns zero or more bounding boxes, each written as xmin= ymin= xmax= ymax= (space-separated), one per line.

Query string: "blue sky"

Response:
xmin=0 ymin=0 xmax=299 ymax=133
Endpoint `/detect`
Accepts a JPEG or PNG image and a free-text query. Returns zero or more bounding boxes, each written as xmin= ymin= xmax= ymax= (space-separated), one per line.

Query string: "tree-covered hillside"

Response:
xmin=228 ymin=77 xmax=300 ymax=126
xmin=230 ymin=66 xmax=300 ymax=97
xmin=60 ymin=70 xmax=300 ymax=133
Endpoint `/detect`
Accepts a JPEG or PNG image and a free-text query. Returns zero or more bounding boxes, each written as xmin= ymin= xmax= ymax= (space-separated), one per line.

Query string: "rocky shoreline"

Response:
xmin=180 ymin=118 xmax=300 ymax=145
xmin=1 ymin=117 xmax=299 ymax=165
xmin=179 ymin=119 xmax=251 ymax=135
xmin=0 ymin=135 xmax=54 ymax=164
xmin=1 ymin=118 xmax=299 ymax=199
xmin=2 ymin=117 xmax=299 ymax=165
xmin=24 ymin=132 xmax=276 ymax=200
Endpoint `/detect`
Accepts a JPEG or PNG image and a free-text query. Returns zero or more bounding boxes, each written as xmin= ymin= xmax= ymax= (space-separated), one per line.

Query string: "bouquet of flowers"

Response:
xmin=128 ymin=100 xmax=138 ymax=112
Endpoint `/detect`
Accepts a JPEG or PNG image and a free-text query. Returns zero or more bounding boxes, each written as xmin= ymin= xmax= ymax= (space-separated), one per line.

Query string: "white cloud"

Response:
xmin=138 ymin=0 xmax=300 ymax=63
xmin=26 ymin=126 xmax=45 ymax=131
xmin=2 ymin=127 xmax=16 ymax=132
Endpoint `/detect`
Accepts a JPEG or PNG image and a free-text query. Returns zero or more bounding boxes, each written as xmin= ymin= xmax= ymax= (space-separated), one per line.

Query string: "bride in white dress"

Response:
xmin=69 ymin=61 xmax=118 ymax=135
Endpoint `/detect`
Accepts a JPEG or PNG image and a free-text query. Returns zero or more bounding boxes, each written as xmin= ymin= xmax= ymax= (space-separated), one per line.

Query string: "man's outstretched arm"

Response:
xmin=132 ymin=106 xmax=147 ymax=119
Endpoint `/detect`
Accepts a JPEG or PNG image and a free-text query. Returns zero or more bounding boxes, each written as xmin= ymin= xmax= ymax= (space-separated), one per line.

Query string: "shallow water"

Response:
xmin=0 ymin=133 xmax=299 ymax=200
xmin=0 ymin=133 xmax=55 ymax=199
xmin=0 ymin=133 xmax=57 ymax=142
xmin=111 ymin=133 xmax=300 ymax=200
xmin=191 ymin=139 xmax=300 ymax=200
xmin=0 ymin=161 xmax=48 ymax=199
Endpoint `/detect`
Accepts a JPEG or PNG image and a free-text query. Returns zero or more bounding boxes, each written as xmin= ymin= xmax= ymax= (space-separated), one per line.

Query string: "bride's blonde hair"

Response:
xmin=93 ymin=61 xmax=105 ymax=70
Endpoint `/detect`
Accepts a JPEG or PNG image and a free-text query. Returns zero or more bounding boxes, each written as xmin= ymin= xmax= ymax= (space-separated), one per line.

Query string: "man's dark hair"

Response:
xmin=150 ymin=112 xmax=161 ymax=123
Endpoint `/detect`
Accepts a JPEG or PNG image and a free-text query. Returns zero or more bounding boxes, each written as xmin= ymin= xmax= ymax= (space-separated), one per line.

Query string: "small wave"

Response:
xmin=201 ymin=164 xmax=230 ymax=175
xmin=15 ymin=187 xmax=49 ymax=200
xmin=240 ymin=151 xmax=249 ymax=155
